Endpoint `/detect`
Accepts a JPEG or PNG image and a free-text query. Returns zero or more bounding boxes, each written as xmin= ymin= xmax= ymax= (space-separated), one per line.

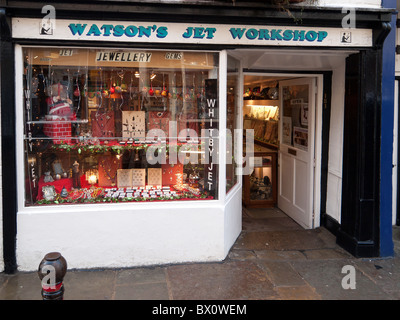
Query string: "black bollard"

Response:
xmin=38 ymin=252 xmax=67 ymax=300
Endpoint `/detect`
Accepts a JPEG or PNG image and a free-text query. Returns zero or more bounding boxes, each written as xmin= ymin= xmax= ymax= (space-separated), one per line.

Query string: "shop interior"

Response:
xmin=242 ymin=74 xmax=304 ymax=210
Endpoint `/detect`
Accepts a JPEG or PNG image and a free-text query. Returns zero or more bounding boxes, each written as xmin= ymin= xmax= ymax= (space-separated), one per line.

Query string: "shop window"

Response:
xmin=226 ymin=56 xmax=241 ymax=193
xmin=22 ymin=48 xmax=219 ymax=206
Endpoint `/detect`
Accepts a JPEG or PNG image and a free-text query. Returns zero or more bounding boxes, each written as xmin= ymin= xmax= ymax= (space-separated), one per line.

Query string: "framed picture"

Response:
xmin=293 ymin=126 xmax=308 ymax=151
xmin=300 ymin=103 xmax=308 ymax=126
xmin=282 ymin=116 xmax=292 ymax=145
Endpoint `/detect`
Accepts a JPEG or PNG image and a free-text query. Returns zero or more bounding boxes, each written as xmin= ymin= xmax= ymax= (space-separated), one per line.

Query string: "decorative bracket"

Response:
xmin=373 ymin=22 xmax=392 ymax=49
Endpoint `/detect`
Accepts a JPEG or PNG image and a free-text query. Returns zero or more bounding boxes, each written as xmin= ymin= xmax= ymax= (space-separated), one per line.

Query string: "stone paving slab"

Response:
xmin=256 ymin=261 xmax=308 ymax=287
xmin=275 ymin=285 xmax=321 ymax=300
xmin=166 ymin=261 xmax=278 ymax=300
xmin=289 ymin=259 xmax=394 ymax=300
xmin=254 ymin=250 xmax=307 ymax=261
xmin=301 ymin=248 xmax=353 ymax=260
xmin=233 ymin=229 xmax=329 ymax=251
xmin=63 ymin=269 xmax=116 ymax=300
xmin=353 ymin=258 xmax=400 ymax=299
xmin=115 ymin=281 xmax=170 ymax=300
xmin=243 ymin=207 xmax=288 ymax=219
xmin=242 ymin=216 xmax=303 ymax=232
xmin=0 ymin=272 xmax=42 ymax=300
xmin=114 ymin=267 xmax=169 ymax=300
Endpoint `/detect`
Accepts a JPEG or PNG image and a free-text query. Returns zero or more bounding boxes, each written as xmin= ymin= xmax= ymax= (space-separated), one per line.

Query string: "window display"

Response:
xmin=23 ymin=47 xmax=219 ymax=206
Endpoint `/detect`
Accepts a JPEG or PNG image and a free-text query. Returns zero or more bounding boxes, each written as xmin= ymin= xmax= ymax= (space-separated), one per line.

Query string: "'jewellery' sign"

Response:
xmin=12 ymin=18 xmax=372 ymax=47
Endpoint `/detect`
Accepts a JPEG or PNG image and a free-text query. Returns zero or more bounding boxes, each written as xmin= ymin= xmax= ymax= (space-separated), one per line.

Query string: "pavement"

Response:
xmin=1 ymin=206 xmax=400 ymax=300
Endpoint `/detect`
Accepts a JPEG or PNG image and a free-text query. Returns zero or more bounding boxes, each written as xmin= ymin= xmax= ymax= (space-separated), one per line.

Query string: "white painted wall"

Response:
xmin=326 ymin=62 xmax=346 ymax=224
xmin=224 ymin=185 xmax=242 ymax=256
xmin=16 ymin=195 xmax=243 ymax=271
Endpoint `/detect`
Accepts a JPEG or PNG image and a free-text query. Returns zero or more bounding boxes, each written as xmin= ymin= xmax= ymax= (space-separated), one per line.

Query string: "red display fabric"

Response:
xmin=37 ymin=175 xmax=91 ymax=200
xmin=161 ymin=162 xmax=184 ymax=186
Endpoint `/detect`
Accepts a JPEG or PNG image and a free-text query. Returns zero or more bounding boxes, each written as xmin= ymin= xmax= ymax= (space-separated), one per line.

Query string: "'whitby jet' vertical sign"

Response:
xmin=204 ymin=79 xmax=218 ymax=199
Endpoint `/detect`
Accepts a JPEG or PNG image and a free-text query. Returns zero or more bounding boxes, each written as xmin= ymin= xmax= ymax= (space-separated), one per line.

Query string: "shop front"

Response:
xmin=0 ymin=1 xmax=395 ymax=272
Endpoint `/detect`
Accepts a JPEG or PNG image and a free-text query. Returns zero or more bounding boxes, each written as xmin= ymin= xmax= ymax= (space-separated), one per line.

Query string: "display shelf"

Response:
xmin=26 ymin=119 xmax=89 ymax=125
xmin=36 ymin=183 xmax=213 ymax=206
xmin=253 ymin=137 xmax=278 ymax=150
xmin=243 ymin=99 xmax=279 ymax=103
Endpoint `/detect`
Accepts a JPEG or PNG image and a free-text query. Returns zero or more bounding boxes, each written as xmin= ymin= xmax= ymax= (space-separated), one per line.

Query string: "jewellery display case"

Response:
xmin=242 ymin=144 xmax=277 ymax=208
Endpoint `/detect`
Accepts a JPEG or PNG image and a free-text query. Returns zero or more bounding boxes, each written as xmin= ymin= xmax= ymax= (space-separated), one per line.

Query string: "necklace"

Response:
xmin=94 ymin=112 xmax=114 ymax=137
xmin=99 ymin=158 xmax=118 ymax=186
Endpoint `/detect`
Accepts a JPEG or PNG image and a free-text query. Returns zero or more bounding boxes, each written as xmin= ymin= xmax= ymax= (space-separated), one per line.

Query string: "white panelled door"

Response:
xmin=278 ymin=78 xmax=316 ymax=229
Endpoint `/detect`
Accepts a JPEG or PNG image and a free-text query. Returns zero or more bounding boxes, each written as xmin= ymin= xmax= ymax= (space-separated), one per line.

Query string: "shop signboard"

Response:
xmin=12 ymin=18 xmax=373 ymax=47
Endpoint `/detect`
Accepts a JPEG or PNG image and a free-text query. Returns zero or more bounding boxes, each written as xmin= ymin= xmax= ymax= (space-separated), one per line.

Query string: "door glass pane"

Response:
xmin=281 ymin=84 xmax=309 ymax=151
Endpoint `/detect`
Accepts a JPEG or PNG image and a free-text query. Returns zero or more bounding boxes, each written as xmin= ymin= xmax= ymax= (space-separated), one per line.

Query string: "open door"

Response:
xmin=278 ymin=78 xmax=316 ymax=229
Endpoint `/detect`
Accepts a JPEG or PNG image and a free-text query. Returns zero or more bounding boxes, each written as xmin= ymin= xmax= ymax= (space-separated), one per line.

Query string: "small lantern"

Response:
xmin=85 ymin=169 xmax=99 ymax=186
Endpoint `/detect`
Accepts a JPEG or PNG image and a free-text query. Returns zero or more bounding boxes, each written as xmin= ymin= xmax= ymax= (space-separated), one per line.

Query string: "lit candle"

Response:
xmin=88 ymin=174 xmax=97 ymax=185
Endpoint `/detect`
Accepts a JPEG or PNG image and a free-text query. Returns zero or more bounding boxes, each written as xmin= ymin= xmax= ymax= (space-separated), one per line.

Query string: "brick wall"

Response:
xmin=43 ymin=120 xmax=72 ymax=144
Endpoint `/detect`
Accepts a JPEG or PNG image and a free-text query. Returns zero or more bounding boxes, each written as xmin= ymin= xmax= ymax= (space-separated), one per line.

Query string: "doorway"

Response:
xmin=241 ymin=73 xmax=323 ymax=229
